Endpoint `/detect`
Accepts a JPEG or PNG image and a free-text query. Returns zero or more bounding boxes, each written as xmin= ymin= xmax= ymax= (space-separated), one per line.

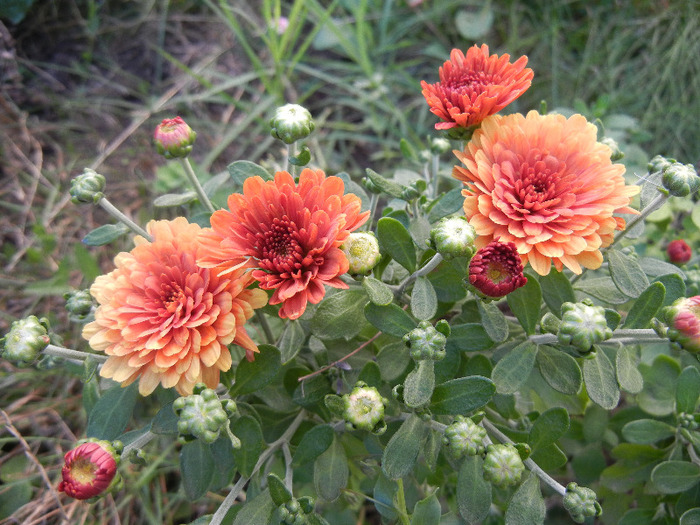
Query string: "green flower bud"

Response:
xmin=563 ymin=483 xmax=602 ymax=523
xmin=1 ymin=315 xmax=51 ymax=366
xmin=648 ymin=154 xmax=675 ymax=174
xmin=172 ymin=383 xmax=236 ymax=444
xmin=340 ymin=232 xmax=381 ymax=275
xmin=443 ymin=416 xmax=487 ymax=458
xmin=429 ymin=216 xmax=477 ymax=260
xmin=64 ymin=289 xmax=95 ymax=322
xmin=540 ymin=312 xmax=561 ymax=334
xmin=430 ymin=137 xmax=452 ymax=155
xmin=70 ymin=168 xmax=106 ymax=204
xmin=601 ymin=137 xmax=624 ymax=161
xmin=482 ymin=443 xmax=526 ymax=488
xmin=662 ymin=162 xmax=700 ymax=197
xmin=557 ymin=300 xmax=612 ymax=353
xmin=153 ymin=116 xmax=197 ymax=159
xmin=270 ymin=104 xmax=315 ymax=144
xmin=403 ymin=321 xmax=447 ymax=361
xmin=278 ymin=498 xmax=309 ymax=525
xmin=678 ymin=412 xmax=699 ymax=430
xmin=342 ymin=382 xmax=386 ymax=434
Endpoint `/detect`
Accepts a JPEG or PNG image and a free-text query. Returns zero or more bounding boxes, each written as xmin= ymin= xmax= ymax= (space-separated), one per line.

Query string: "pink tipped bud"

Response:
xmin=468 ymin=240 xmax=527 ymax=299
xmin=667 ymin=239 xmax=692 ymax=264
xmin=58 ymin=440 xmax=121 ymax=500
xmin=154 ymin=116 xmax=197 ymax=159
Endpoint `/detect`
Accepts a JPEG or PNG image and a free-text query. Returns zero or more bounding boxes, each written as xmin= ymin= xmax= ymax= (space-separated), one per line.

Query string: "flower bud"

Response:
xmin=662 ymin=296 xmax=700 ymax=353
xmin=172 ymin=383 xmax=236 ymax=444
xmin=269 ymin=104 xmax=315 ymax=144
xmin=1 ymin=315 xmax=51 ymax=366
xmin=154 ymin=116 xmax=197 ymax=159
xmin=341 ymin=232 xmax=381 ymax=275
xmin=429 ymin=216 xmax=477 ymax=260
xmin=65 ymin=289 xmax=95 ymax=322
xmin=430 ymin=137 xmax=452 ymax=155
xmin=467 ymin=240 xmax=527 ymax=299
xmin=403 ymin=320 xmax=447 ymax=361
xmin=662 ymin=162 xmax=700 ymax=197
xmin=648 ymin=154 xmax=675 ymax=174
xmin=557 ymin=300 xmax=612 ymax=353
xmin=70 ymin=168 xmax=106 ymax=204
xmin=342 ymin=382 xmax=386 ymax=434
xmin=563 ymin=483 xmax=602 ymax=523
xmin=58 ymin=439 xmax=122 ymax=500
xmin=667 ymin=239 xmax=692 ymax=264
xmin=678 ymin=412 xmax=699 ymax=430
xmin=279 ymin=497 xmax=309 ymax=525
xmin=601 ymin=137 xmax=624 ymax=161
xmin=540 ymin=312 xmax=561 ymax=334
xmin=443 ymin=416 xmax=487 ymax=458
xmin=482 ymin=443 xmax=525 ymax=488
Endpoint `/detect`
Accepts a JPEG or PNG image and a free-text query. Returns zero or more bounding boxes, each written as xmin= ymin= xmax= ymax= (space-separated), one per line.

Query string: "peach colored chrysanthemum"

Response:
xmin=421 ymin=44 xmax=533 ymax=131
xmin=198 ymin=169 xmax=369 ymax=320
xmin=453 ymin=110 xmax=639 ymax=276
xmin=82 ymin=218 xmax=267 ymax=396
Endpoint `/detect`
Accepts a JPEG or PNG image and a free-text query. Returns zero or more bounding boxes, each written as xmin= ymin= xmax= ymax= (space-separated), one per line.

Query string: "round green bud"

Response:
xmin=678 ymin=412 xmax=699 ymax=430
xmin=342 ymin=382 xmax=386 ymax=434
xmin=341 ymin=232 xmax=381 ymax=275
xmin=430 ymin=137 xmax=452 ymax=155
xmin=443 ymin=416 xmax=487 ymax=458
xmin=648 ymin=154 xmax=675 ymax=174
xmin=173 ymin=384 xmax=231 ymax=444
xmin=557 ymin=300 xmax=612 ymax=353
xmin=429 ymin=216 xmax=477 ymax=260
xmin=662 ymin=162 xmax=700 ymax=197
xmin=563 ymin=483 xmax=602 ymax=523
xmin=403 ymin=321 xmax=447 ymax=361
xmin=540 ymin=312 xmax=561 ymax=335
xmin=70 ymin=168 xmax=106 ymax=204
xmin=600 ymin=136 xmax=624 ymax=161
xmin=482 ymin=443 xmax=526 ymax=488
xmin=270 ymin=104 xmax=315 ymax=144
xmin=1 ymin=315 xmax=51 ymax=366
xmin=64 ymin=289 xmax=95 ymax=322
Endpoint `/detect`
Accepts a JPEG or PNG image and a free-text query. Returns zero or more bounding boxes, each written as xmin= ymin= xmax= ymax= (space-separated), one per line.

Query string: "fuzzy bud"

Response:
xmin=154 ymin=116 xmax=197 ymax=159
xmin=667 ymin=239 xmax=692 ymax=265
xmin=482 ymin=443 xmax=525 ymax=488
xmin=678 ymin=412 xmax=699 ymax=430
xmin=342 ymin=382 xmax=386 ymax=434
xmin=403 ymin=321 xmax=447 ymax=361
xmin=65 ymin=289 xmax=95 ymax=322
xmin=70 ymin=168 xmax=106 ymax=204
xmin=662 ymin=162 xmax=700 ymax=197
xmin=341 ymin=232 xmax=381 ymax=275
xmin=1 ymin=315 xmax=51 ymax=366
xmin=429 ymin=216 xmax=477 ymax=260
xmin=270 ymin=104 xmax=315 ymax=144
xmin=648 ymin=154 xmax=675 ymax=174
xmin=173 ymin=383 xmax=236 ymax=444
xmin=430 ymin=137 xmax=452 ymax=155
xmin=443 ymin=416 xmax=487 ymax=458
xmin=563 ymin=483 xmax=602 ymax=523
xmin=601 ymin=137 xmax=624 ymax=161
xmin=557 ymin=300 xmax=612 ymax=353
xmin=58 ymin=439 xmax=123 ymax=500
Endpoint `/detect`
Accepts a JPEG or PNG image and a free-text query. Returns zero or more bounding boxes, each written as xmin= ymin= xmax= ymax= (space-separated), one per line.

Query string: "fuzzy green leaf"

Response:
xmin=227 ymin=160 xmax=273 ymax=184
xmin=652 ymin=461 xmax=700 ymax=494
xmin=411 ymin=492 xmax=442 ymax=525
xmin=267 ymin=473 xmax=293 ymax=506
xmin=81 ymin=223 xmax=130 ymax=246
xmin=583 ymin=349 xmax=620 ymax=409
xmin=231 ymin=488 xmax=275 ymax=525
xmin=655 ymin=273 xmax=686 ymax=307
xmin=411 ymin=277 xmax=438 ymax=321
xmin=430 ymin=376 xmax=495 ymax=415
xmin=382 ymin=414 xmax=428 ymax=480
xmin=528 ymin=407 xmax=570 ymax=452
xmin=230 ymin=345 xmax=282 ymax=396
xmin=86 ymin=382 xmax=138 ymax=440
xmin=365 ymin=168 xmax=411 ymax=200
xmin=153 ymin=191 xmax=197 ymax=207
xmin=539 ymin=270 xmax=576 ymax=316
xmin=677 ymin=366 xmax=700 ymax=415
xmin=457 ymin=455 xmax=492 ymax=524
xmin=404 ymin=360 xmax=435 ymax=408
xmin=492 ymin=341 xmax=538 ymax=395
xmin=616 ymin=346 xmax=644 ymax=394
xmin=377 ymin=217 xmax=416 ymax=272
xmin=314 ymin=437 xmax=348 ymax=501
xmin=477 ymin=300 xmax=509 ymax=343
xmin=231 ymin=416 xmax=264 ymax=478
xmin=608 ymin=249 xmax=649 ymax=298
xmin=310 ymin=289 xmax=368 ymax=340
xmin=445 ymin=323 xmax=494 ymax=352
xmin=624 ymin=281 xmax=665 ymax=328
xmin=681 ymin=508 xmax=700 ymax=525
xmin=638 ymin=354 xmax=681 ymax=416
xmin=505 ymin=473 xmax=546 ymax=525
xmin=363 ymin=276 xmax=394 ymax=306
xmin=622 ymin=419 xmax=676 ymax=444
xmin=506 ymin=274 xmax=541 ymax=334
xmin=364 ymin=303 xmax=417 ymax=338
xmin=278 ymin=320 xmax=305 ymax=364
xmin=536 ymin=345 xmax=582 ymax=395
xmin=291 ymin=424 xmax=332 ymax=466
xmin=180 ymin=441 xmax=215 ymax=501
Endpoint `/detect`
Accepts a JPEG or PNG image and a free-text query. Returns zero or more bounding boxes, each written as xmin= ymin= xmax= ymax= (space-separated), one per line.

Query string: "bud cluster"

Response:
xmin=403 ymin=320 xmax=448 ymax=361
xmin=278 ymin=497 xmax=315 ymax=525
xmin=173 ymin=383 xmax=237 ymax=444
xmin=563 ymin=482 xmax=602 ymax=523
xmin=1 ymin=315 xmax=51 ymax=367
xmin=557 ymin=299 xmax=612 ymax=353
xmin=443 ymin=416 xmax=487 ymax=458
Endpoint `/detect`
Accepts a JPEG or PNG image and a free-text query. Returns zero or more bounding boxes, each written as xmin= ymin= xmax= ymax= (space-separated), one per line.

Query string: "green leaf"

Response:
xmin=608 ymin=249 xmax=650 ymax=298
xmin=506 ymin=274 xmax=541 ymax=334
xmin=427 ymin=188 xmax=464 ymax=223
xmin=528 ymin=407 xmax=570 ymax=452
xmin=651 ymin=461 xmax=700 ymax=494
xmin=153 ymin=191 xmax=197 ymax=207
xmin=151 ymin=401 xmax=179 ymax=435
xmin=430 ymin=376 xmax=496 ymax=415
xmin=399 ymin=138 xmax=418 ymax=163
xmin=278 ymin=320 xmax=305 ymax=364
xmin=492 ymin=341 xmax=538 ymax=395
xmin=623 ymin=281 xmax=665 ymax=328
xmin=292 ymin=425 xmax=335 ymax=467
xmin=530 ymin=443 xmax=568 ymax=470
xmin=201 ymin=172 xmax=230 ymax=196
xmin=638 ymin=354 xmax=681 ymax=416
xmin=411 ymin=277 xmax=438 ymax=321
xmin=575 ymin=276 xmax=631 ymax=304
xmin=457 ymin=455 xmax=492 ymax=524
xmin=404 ymin=360 xmax=435 ymax=409
xmin=639 ymin=256 xmax=686 ymax=279
xmin=86 ymin=382 xmax=138 ymax=440
xmin=363 ymin=276 xmax=394 ymax=306
xmin=536 ymin=345 xmax=582 ymax=395
xmin=681 ymin=508 xmax=700 ymax=525
xmin=455 ymin=5 xmax=494 ymax=39
xmin=364 ymin=303 xmax=417 ymax=338
xmin=231 ymin=416 xmax=264 ymax=478
xmin=81 ymin=223 xmax=130 ymax=246
xmin=656 ymin=273 xmax=686 ymax=307
xmin=267 ymin=473 xmax=292 ymax=506
xmin=600 ymin=444 xmax=665 ymax=492
xmin=314 ymin=436 xmax=349 ymax=500
xmin=382 ymin=414 xmax=428 ymax=480
xmin=180 ymin=441 xmax=215 ymax=500
xmin=377 ymin=217 xmax=416 ymax=272
xmin=677 ymin=366 xmax=700 ymax=414
xmin=583 ymin=349 xmax=620 ymax=409
xmin=228 ymin=160 xmax=273 ymax=185
xmin=445 ymin=323 xmax=494 ymax=352
xmin=377 ymin=341 xmax=411 ymax=381
xmin=411 ymin=492 xmax=442 ymax=525
xmin=616 ymin=346 xmax=644 ymax=394
xmin=365 ymin=168 xmax=410 ymax=200
xmin=504 ymin=473 xmax=546 ymax=525
xmin=230 ymin=345 xmax=282 ymax=396
xmin=621 ymin=419 xmax=676 ymax=444
xmin=477 ymin=300 xmax=509 ymax=343
xmin=310 ymin=289 xmax=368 ymax=340
xmin=231 ymin=488 xmax=275 ymax=525
xmin=538 ymin=270 xmax=576 ymax=316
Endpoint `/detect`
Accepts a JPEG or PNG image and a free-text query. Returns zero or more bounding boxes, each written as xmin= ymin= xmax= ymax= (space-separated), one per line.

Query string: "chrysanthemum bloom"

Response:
xmin=198 ymin=169 xmax=369 ymax=320
xmin=421 ymin=44 xmax=533 ymax=131
xmin=154 ymin=116 xmax=196 ymax=158
xmin=668 ymin=239 xmax=692 ymax=264
xmin=82 ymin=218 xmax=267 ymax=395
xmin=665 ymin=296 xmax=700 ymax=353
xmin=58 ymin=440 xmax=120 ymax=500
xmin=468 ymin=240 xmax=527 ymax=298
xmin=454 ymin=110 xmax=639 ymax=275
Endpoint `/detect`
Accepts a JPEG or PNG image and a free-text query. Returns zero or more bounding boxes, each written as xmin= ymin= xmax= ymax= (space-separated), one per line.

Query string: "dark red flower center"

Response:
xmin=257 ymin=216 xmax=306 ymax=273
xmin=447 ymin=71 xmax=494 ymax=96
xmin=469 ymin=241 xmax=527 ymax=298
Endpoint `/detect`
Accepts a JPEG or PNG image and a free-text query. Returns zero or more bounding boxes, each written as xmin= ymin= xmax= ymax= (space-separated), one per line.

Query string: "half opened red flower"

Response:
xmin=198 ymin=169 xmax=369 ymax=320
xmin=668 ymin=239 xmax=692 ymax=264
xmin=82 ymin=218 xmax=267 ymax=396
xmin=468 ymin=240 xmax=527 ymax=298
xmin=454 ymin=111 xmax=639 ymax=275
xmin=421 ymin=44 xmax=533 ymax=130
xmin=58 ymin=440 xmax=119 ymax=500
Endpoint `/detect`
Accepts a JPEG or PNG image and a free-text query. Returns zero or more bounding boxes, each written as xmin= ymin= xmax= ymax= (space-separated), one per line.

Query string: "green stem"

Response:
xmin=98 ymin=197 xmax=152 ymax=240
xmin=180 ymin=158 xmax=216 ymax=213
xmin=529 ymin=328 xmax=661 ymax=346
xmin=364 ymin=193 xmax=379 ymax=232
xmin=43 ymin=344 xmax=108 ymax=363
xmin=395 ymin=478 xmax=411 ymax=525
xmin=123 ymin=430 xmax=156 ymax=456
xmin=256 ymin=310 xmax=275 ymax=346
xmin=431 ymin=153 xmax=440 ymax=200
xmin=288 ymin=141 xmax=298 ymax=177
xmin=390 ymin=253 xmax=444 ymax=298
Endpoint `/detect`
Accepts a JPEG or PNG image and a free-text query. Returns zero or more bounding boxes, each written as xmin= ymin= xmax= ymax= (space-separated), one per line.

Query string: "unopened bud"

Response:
xmin=154 ymin=116 xmax=197 ymax=159
xmin=173 ymin=383 xmax=236 ymax=444
xmin=563 ymin=483 xmax=602 ymax=523
xmin=1 ymin=315 xmax=51 ymax=366
xmin=667 ymin=239 xmax=692 ymax=265
xmin=662 ymin=162 xmax=700 ymax=197
xmin=482 ymin=443 xmax=525 ymax=488
xmin=557 ymin=300 xmax=612 ymax=353
xmin=601 ymin=137 xmax=624 ymax=161
xmin=403 ymin=321 xmax=447 ymax=361
xmin=648 ymin=154 xmax=675 ymax=174
xmin=58 ymin=439 xmax=122 ymax=500
xmin=65 ymin=289 xmax=95 ymax=322
xmin=661 ymin=296 xmax=700 ymax=353
xmin=341 ymin=232 xmax=381 ymax=275
xmin=342 ymin=382 xmax=386 ymax=434
xmin=430 ymin=137 xmax=452 ymax=155
xmin=429 ymin=216 xmax=477 ymax=260
xmin=70 ymin=168 xmax=105 ymax=204
xmin=443 ymin=416 xmax=487 ymax=458
xmin=270 ymin=104 xmax=315 ymax=144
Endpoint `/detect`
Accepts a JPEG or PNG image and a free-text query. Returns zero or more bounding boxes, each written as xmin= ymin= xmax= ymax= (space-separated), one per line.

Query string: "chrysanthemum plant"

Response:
xmin=5 ymin=44 xmax=700 ymax=525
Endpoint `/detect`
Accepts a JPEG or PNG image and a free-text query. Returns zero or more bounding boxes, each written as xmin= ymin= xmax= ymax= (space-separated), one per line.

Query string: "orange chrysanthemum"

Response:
xmin=198 ymin=169 xmax=369 ymax=320
xmin=421 ymin=44 xmax=533 ymax=131
xmin=82 ymin=218 xmax=267 ymax=396
xmin=453 ymin=110 xmax=639 ymax=276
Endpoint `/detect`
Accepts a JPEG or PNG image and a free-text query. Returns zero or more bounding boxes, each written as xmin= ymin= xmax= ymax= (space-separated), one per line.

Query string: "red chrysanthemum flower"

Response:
xmin=468 ymin=240 xmax=527 ymax=298
xmin=82 ymin=218 xmax=267 ymax=396
xmin=421 ymin=44 xmax=533 ymax=131
xmin=453 ymin=111 xmax=639 ymax=275
xmin=58 ymin=441 xmax=119 ymax=500
xmin=198 ymin=169 xmax=369 ymax=320
xmin=667 ymin=239 xmax=692 ymax=264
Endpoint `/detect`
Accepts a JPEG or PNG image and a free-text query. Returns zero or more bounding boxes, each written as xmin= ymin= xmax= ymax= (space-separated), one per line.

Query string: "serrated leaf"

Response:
xmin=292 ymin=425 xmax=334 ymax=467
xmin=430 ymin=376 xmax=495 ymax=415
xmin=230 ymin=345 xmax=282 ymax=396
xmin=529 ymin=407 xmax=570 ymax=452
xmin=622 ymin=419 xmax=676 ymax=444
xmin=382 ymin=414 xmax=428 ymax=480
xmin=231 ymin=416 xmax=264 ymax=478
xmin=652 ymin=461 xmax=700 ymax=494
xmin=477 ymin=300 xmax=508 ymax=343
xmin=506 ymin=274 xmax=541 ymax=334
xmin=314 ymin=436 xmax=348 ymax=500
xmin=457 ymin=455 xmax=492 ymax=524
xmin=677 ymin=366 xmax=700 ymax=414
xmin=153 ymin=191 xmax=197 ymax=207
xmin=86 ymin=382 xmax=138 ymax=440
xmin=310 ymin=289 xmax=368 ymax=340
xmin=411 ymin=277 xmax=437 ymax=321
xmin=583 ymin=349 xmax=620 ymax=409
xmin=624 ymin=281 xmax=665 ymax=328
xmin=492 ymin=341 xmax=538 ymax=395
xmin=363 ymin=276 xmax=394 ymax=306
xmin=81 ymin=223 xmax=130 ymax=246
xmin=364 ymin=303 xmax=417 ymax=338
xmin=231 ymin=488 xmax=275 ymax=525
xmin=505 ymin=473 xmax=546 ymax=525
xmin=616 ymin=346 xmax=644 ymax=394
xmin=180 ymin=441 xmax=214 ymax=501
xmin=377 ymin=217 xmax=416 ymax=272
xmin=608 ymin=249 xmax=649 ymax=298
xmin=411 ymin=492 xmax=441 ymax=525
xmin=228 ymin=160 xmax=273 ymax=185
xmin=538 ymin=270 xmax=576 ymax=316
xmin=536 ymin=345 xmax=582 ymax=395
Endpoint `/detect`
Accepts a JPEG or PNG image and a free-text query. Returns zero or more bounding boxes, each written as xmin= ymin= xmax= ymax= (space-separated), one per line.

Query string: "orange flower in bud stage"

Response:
xmin=453 ymin=111 xmax=639 ymax=276
xmin=421 ymin=44 xmax=533 ymax=131
xmin=198 ymin=169 xmax=369 ymax=320
xmin=58 ymin=441 xmax=119 ymax=500
xmin=82 ymin=218 xmax=267 ymax=396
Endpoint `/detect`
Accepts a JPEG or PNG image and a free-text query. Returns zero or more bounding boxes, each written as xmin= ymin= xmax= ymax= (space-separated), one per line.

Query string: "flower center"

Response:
xmin=70 ymin=457 xmax=97 ymax=485
xmin=161 ymin=283 xmax=185 ymax=312
xmin=258 ymin=216 xmax=304 ymax=270
xmin=449 ymin=71 xmax=493 ymax=96
xmin=486 ymin=261 xmax=509 ymax=284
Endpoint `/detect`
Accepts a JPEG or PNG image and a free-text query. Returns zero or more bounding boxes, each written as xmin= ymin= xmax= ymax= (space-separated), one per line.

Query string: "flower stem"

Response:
xmin=122 ymin=430 xmax=156 ymax=457
xmin=288 ymin=142 xmax=298 ymax=177
xmin=391 ymin=253 xmax=444 ymax=298
xmin=98 ymin=197 xmax=152 ymax=241
xmin=529 ymin=328 xmax=661 ymax=346
xmin=297 ymin=332 xmax=381 ymax=382
xmin=43 ymin=344 xmax=108 ymax=363
xmin=431 ymin=153 xmax=440 ymax=200
xmin=180 ymin=158 xmax=216 ymax=214
xmin=256 ymin=310 xmax=275 ymax=346
xmin=395 ymin=478 xmax=411 ymax=525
